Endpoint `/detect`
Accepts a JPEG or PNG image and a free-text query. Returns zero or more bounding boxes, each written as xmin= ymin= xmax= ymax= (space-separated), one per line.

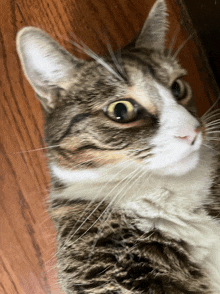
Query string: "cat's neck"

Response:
xmin=50 ymin=146 xmax=214 ymax=212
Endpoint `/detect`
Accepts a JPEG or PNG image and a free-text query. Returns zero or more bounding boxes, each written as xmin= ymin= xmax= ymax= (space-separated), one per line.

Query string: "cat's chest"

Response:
xmin=51 ymin=159 xmax=220 ymax=292
xmin=122 ymin=188 xmax=220 ymax=294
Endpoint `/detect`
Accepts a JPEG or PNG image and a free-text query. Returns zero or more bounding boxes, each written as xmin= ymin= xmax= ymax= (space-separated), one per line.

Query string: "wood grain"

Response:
xmin=1 ymin=0 xmax=219 ymax=293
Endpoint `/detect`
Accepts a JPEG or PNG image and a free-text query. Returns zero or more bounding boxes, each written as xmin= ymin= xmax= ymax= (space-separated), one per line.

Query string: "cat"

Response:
xmin=16 ymin=0 xmax=220 ymax=293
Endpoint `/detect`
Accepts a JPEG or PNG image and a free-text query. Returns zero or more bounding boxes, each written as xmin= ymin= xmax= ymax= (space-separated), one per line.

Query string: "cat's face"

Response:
xmin=16 ymin=0 xmax=204 ymax=179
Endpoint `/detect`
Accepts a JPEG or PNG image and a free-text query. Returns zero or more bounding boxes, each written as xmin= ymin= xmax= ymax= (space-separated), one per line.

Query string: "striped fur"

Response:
xmin=50 ymin=200 xmax=209 ymax=294
xmin=16 ymin=0 xmax=220 ymax=293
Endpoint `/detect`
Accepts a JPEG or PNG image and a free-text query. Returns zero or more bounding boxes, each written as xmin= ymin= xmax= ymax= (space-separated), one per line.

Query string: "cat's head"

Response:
xmin=16 ymin=0 xmax=204 ymax=179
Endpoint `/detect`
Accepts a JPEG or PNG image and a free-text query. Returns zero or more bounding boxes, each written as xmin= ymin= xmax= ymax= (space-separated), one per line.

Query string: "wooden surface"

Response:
xmin=1 ymin=0 xmax=219 ymax=293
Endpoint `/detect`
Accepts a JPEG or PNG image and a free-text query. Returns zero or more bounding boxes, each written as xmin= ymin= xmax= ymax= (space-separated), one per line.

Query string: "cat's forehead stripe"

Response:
xmin=128 ymin=86 xmax=157 ymax=115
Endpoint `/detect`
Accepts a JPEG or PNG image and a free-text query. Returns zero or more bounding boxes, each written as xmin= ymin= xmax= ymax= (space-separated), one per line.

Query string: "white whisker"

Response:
xmin=202 ymin=143 xmax=216 ymax=152
xmin=206 ymin=131 xmax=220 ymax=134
xmin=168 ymin=24 xmax=181 ymax=57
xmin=126 ymin=231 xmax=155 ymax=256
xmin=206 ymin=137 xmax=220 ymax=141
xmin=87 ymin=166 xmax=145 ymax=260
xmin=106 ymin=42 xmax=127 ymax=80
xmin=12 ymin=142 xmax=69 ymax=154
xmin=173 ymin=32 xmax=195 ymax=59
xmin=72 ymin=164 xmax=144 ymax=245
xmin=94 ymin=166 xmax=152 ymax=244
xmin=202 ymin=96 xmax=220 ymax=118
xmin=206 ymin=126 xmax=220 ymax=132
xmin=45 ymin=159 xmax=135 ymax=266
xmin=205 ymin=119 xmax=220 ymax=127
xmin=202 ymin=109 xmax=220 ymax=122
xmin=94 ymin=166 xmax=146 ymax=233
xmin=67 ymin=34 xmax=124 ymax=81
xmin=63 ymin=158 xmax=133 ymax=229
xmin=95 ymin=167 xmax=153 ymax=248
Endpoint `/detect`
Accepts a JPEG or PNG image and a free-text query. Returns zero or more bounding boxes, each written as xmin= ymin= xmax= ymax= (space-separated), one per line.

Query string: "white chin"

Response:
xmin=153 ymin=152 xmax=200 ymax=176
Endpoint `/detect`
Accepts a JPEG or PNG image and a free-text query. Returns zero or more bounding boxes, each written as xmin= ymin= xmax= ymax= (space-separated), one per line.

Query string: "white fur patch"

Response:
xmin=51 ymin=164 xmax=101 ymax=184
xmin=146 ymin=82 xmax=202 ymax=176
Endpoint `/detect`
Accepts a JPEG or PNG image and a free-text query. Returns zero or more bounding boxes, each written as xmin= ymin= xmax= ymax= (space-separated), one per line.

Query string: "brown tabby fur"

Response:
xmin=16 ymin=0 xmax=220 ymax=293
xmin=50 ymin=200 xmax=209 ymax=294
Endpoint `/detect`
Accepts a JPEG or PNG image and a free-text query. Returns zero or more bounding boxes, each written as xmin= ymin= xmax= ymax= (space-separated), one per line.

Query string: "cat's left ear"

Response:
xmin=135 ymin=0 xmax=168 ymax=51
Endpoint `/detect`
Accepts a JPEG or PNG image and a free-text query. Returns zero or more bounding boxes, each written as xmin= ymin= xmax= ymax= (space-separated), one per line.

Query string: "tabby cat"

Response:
xmin=16 ymin=0 xmax=220 ymax=293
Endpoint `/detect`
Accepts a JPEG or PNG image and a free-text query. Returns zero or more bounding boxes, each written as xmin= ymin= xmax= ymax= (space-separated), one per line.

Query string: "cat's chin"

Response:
xmin=151 ymin=151 xmax=200 ymax=177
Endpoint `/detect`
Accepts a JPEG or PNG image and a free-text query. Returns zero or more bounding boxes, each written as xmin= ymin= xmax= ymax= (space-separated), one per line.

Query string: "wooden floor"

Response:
xmin=1 ymin=0 xmax=219 ymax=293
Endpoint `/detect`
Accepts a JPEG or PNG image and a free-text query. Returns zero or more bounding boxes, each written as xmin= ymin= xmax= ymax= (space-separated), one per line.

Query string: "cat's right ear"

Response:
xmin=16 ymin=27 xmax=83 ymax=112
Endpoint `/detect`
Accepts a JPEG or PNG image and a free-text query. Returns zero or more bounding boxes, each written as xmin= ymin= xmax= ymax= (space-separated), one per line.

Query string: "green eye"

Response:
xmin=104 ymin=100 xmax=138 ymax=123
xmin=171 ymin=79 xmax=190 ymax=101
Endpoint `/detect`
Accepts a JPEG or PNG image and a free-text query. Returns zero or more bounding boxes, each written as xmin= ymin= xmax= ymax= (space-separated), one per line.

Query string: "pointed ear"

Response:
xmin=16 ymin=27 xmax=83 ymax=111
xmin=135 ymin=0 xmax=168 ymax=51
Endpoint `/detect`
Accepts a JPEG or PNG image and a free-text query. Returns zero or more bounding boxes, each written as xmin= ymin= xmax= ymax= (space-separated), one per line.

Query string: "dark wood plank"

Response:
xmin=1 ymin=0 xmax=219 ymax=293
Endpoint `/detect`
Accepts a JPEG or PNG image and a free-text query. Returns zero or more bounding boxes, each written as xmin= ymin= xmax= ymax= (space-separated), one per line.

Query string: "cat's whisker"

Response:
xmin=91 ymin=166 xmax=151 ymax=250
xmin=95 ymin=168 xmax=154 ymax=255
xmin=92 ymin=166 xmax=146 ymax=240
xmin=134 ymin=169 xmax=154 ymax=197
xmin=47 ymin=283 xmax=60 ymax=289
xmin=66 ymin=34 xmax=124 ymax=81
xmin=168 ymin=23 xmax=181 ymax=57
xmin=72 ymin=167 xmax=139 ymax=242
xmin=205 ymin=119 xmax=220 ymax=127
xmin=206 ymin=138 xmax=220 ymax=144
xmin=205 ymin=125 xmax=220 ymax=132
xmin=202 ymin=109 xmax=220 ymax=122
xmin=45 ymin=159 xmax=136 ymax=265
xmin=173 ymin=32 xmax=195 ymax=59
xmin=206 ymin=138 xmax=220 ymax=141
xmin=205 ymin=131 xmax=220 ymax=134
xmin=107 ymin=42 xmax=127 ymax=80
xmin=73 ymin=164 xmax=145 ymax=246
xmin=103 ymin=33 xmax=127 ymax=80
xmin=45 ymin=264 xmax=60 ymax=275
xmin=44 ymin=256 xmax=60 ymax=272
xmin=205 ymin=126 xmax=220 ymax=132
xmin=205 ymin=107 xmax=220 ymax=115
xmin=12 ymin=142 xmax=69 ymax=154
xmin=201 ymin=96 xmax=220 ymax=119
xmin=65 ymin=158 xmax=133 ymax=227
xmin=204 ymin=116 xmax=220 ymax=125
xmin=206 ymin=125 xmax=220 ymax=134
xmin=204 ymin=117 xmax=220 ymax=126
xmin=125 ymin=231 xmax=155 ymax=256
xmin=202 ymin=143 xmax=216 ymax=152
xmin=38 ymin=214 xmax=54 ymax=227
xmin=116 ymin=48 xmax=128 ymax=79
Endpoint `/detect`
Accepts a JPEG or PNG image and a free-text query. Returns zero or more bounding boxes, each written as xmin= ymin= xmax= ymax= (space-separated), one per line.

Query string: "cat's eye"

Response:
xmin=171 ymin=79 xmax=190 ymax=101
xmin=104 ymin=100 xmax=138 ymax=123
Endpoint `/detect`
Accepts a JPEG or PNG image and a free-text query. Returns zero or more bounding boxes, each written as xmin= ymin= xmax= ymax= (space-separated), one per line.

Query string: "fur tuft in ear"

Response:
xmin=16 ymin=27 xmax=83 ymax=111
xmin=135 ymin=0 xmax=168 ymax=51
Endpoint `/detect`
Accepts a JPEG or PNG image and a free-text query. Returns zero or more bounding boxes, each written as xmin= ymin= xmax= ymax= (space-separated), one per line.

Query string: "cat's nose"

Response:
xmin=175 ymin=127 xmax=202 ymax=145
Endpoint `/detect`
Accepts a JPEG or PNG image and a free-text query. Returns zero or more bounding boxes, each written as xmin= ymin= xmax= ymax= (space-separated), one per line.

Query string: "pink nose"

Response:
xmin=175 ymin=127 xmax=201 ymax=145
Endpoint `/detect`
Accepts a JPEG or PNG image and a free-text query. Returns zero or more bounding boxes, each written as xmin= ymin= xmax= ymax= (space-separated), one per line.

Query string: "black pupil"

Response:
xmin=171 ymin=81 xmax=181 ymax=98
xmin=114 ymin=103 xmax=128 ymax=120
